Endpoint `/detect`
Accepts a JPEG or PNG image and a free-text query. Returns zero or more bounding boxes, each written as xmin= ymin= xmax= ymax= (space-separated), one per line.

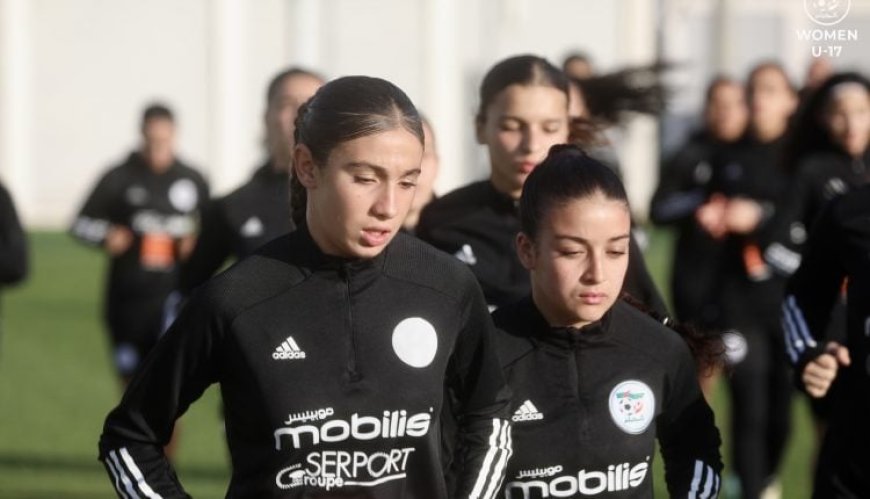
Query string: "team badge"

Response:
xmin=608 ymin=380 xmax=655 ymax=434
xmin=168 ymin=178 xmax=198 ymax=212
xmin=392 ymin=317 xmax=438 ymax=368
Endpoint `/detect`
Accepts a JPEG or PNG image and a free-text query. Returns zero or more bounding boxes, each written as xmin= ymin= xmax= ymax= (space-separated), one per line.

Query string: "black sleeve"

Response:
xmin=781 ymin=200 xmax=844 ymax=377
xmin=649 ymin=147 xmax=709 ymax=225
xmin=178 ymin=198 xmax=233 ymax=294
xmin=69 ymin=170 xmax=120 ymax=247
xmin=447 ymin=272 xmax=513 ymax=499
xmin=657 ymin=339 xmax=723 ymax=497
xmin=98 ymin=290 xmax=224 ymax=498
xmin=759 ymin=166 xmax=815 ymax=277
xmin=0 ymin=182 xmax=28 ymax=285
xmin=622 ymin=233 xmax=669 ymax=317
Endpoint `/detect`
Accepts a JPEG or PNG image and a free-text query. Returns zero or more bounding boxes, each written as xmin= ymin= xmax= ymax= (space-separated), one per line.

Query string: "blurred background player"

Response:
xmin=0 ymin=178 xmax=28 ymax=358
xmin=402 ymin=115 xmax=440 ymax=233
xmin=178 ymin=68 xmax=323 ymax=296
xmin=649 ymin=76 xmax=748 ymax=397
xmin=700 ymin=61 xmax=798 ymax=499
xmin=70 ymin=103 xmax=209 ymax=385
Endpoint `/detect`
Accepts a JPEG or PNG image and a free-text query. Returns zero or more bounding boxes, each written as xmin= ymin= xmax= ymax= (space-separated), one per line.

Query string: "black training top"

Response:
xmin=762 ymin=149 xmax=869 ymax=277
xmin=0 ymin=180 xmax=27 ymax=287
xmin=783 ymin=183 xmax=870 ymax=398
xmin=179 ymin=162 xmax=294 ymax=294
xmin=417 ymin=180 xmax=668 ymax=315
xmin=492 ymin=297 xmax=722 ymax=498
xmin=98 ymin=227 xmax=513 ymax=498
xmin=70 ymin=152 xmax=209 ymax=305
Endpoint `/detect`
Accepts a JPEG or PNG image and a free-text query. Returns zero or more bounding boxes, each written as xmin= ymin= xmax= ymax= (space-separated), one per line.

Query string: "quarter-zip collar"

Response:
xmin=514 ymin=296 xmax=613 ymax=351
xmin=293 ymin=222 xmax=388 ymax=276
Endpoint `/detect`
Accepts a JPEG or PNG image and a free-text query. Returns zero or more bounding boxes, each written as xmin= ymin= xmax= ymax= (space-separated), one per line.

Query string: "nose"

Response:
xmin=519 ymin=126 xmax=543 ymax=155
xmin=371 ymin=184 xmax=398 ymax=220
xmin=581 ymin=252 xmax=605 ymax=284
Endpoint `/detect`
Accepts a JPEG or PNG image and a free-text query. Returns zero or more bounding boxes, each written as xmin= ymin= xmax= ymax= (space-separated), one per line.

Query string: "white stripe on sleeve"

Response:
xmin=688 ymin=459 xmax=704 ymax=498
xmin=105 ymin=457 xmax=131 ymax=499
xmin=469 ymin=419 xmax=504 ymax=499
xmin=482 ymin=422 xmax=513 ymax=499
xmin=109 ymin=450 xmax=141 ymax=499
xmin=120 ymin=448 xmax=164 ymax=499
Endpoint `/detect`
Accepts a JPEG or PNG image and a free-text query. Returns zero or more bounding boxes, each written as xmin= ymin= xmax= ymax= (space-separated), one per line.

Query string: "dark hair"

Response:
xmin=141 ymin=103 xmax=174 ymax=125
xmin=266 ymin=66 xmax=325 ymax=107
xmin=782 ymin=71 xmax=870 ymax=172
xmin=519 ymin=144 xmax=628 ymax=239
xmin=571 ymin=62 xmax=671 ymax=126
xmin=621 ymin=295 xmax=727 ymax=377
xmin=704 ymin=75 xmax=742 ymax=106
xmin=746 ymin=61 xmax=797 ymax=101
xmin=476 ymin=55 xmax=569 ymax=126
xmin=289 ymin=76 xmax=424 ymax=225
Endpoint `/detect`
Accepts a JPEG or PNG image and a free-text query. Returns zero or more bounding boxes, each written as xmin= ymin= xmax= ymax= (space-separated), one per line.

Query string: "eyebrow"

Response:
xmin=346 ymin=162 xmax=421 ymax=178
xmin=555 ymin=234 xmax=631 ymax=243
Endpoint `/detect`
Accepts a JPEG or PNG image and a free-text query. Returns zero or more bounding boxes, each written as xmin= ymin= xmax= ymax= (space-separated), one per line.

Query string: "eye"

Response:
xmin=499 ymin=120 xmax=522 ymax=132
xmin=399 ymin=180 xmax=418 ymax=189
xmin=543 ymin=123 xmax=563 ymax=134
xmin=607 ymin=248 xmax=628 ymax=257
xmin=354 ymin=176 xmax=377 ymax=185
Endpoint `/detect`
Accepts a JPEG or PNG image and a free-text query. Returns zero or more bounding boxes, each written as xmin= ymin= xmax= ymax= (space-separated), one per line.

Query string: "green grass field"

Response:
xmin=0 ymin=230 xmax=813 ymax=497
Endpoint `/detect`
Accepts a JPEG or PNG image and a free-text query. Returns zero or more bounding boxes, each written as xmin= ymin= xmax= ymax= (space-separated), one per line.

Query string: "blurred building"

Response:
xmin=0 ymin=0 xmax=868 ymax=227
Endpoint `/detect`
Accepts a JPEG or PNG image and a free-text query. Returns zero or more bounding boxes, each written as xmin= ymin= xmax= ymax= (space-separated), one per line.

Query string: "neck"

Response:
xmin=752 ymin=121 xmax=786 ymax=143
xmin=531 ymin=290 xmax=591 ymax=331
xmin=489 ymin=174 xmax=521 ymax=201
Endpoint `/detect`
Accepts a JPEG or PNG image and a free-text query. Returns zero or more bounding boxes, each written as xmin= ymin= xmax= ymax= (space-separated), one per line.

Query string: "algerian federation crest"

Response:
xmin=608 ymin=380 xmax=655 ymax=435
xmin=805 ymin=0 xmax=851 ymax=26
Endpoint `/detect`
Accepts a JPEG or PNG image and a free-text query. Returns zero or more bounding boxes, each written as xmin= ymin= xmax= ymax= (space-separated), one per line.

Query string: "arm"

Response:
xmin=98 ymin=290 xmax=224 ymax=498
xmin=782 ymin=200 xmax=848 ymax=395
xmin=0 ymin=183 xmax=28 ymax=285
xmin=447 ymin=273 xmax=513 ymax=499
xmin=649 ymin=145 xmax=711 ymax=225
xmin=657 ymin=340 xmax=723 ymax=497
xmin=178 ymin=198 xmax=232 ymax=294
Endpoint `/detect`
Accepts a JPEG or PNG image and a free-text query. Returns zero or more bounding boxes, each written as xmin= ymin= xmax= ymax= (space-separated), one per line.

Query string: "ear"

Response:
xmin=293 ymin=144 xmax=318 ymax=189
xmin=516 ymin=232 xmax=536 ymax=271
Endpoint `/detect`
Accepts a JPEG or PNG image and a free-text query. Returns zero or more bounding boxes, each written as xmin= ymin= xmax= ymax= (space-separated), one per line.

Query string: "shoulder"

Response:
xmin=830 ymin=183 xmax=870 ymax=221
xmin=173 ymin=162 xmax=209 ymax=186
xmin=191 ymin=233 xmax=307 ymax=317
xmin=419 ymin=181 xmax=491 ymax=224
xmin=610 ymin=301 xmax=693 ymax=366
xmin=382 ymin=232 xmax=482 ymax=300
xmin=490 ymin=301 xmax=537 ymax=367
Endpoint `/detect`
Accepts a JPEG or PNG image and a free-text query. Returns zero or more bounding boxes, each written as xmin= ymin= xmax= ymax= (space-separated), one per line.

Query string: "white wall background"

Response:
xmin=1 ymin=0 xmax=869 ymax=228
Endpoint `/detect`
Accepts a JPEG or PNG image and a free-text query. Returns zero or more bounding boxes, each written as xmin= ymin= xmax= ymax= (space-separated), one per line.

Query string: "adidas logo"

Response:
xmin=454 ymin=244 xmax=477 ymax=266
xmin=273 ymin=336 xmax=306 ymax=360
xmin=512 ymin=400 xmax=543 ymax=422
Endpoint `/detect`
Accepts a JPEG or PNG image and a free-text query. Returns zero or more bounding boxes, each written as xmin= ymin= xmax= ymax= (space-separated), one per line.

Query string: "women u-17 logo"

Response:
xmin=608 ymin=380 xmax=655 ymax=435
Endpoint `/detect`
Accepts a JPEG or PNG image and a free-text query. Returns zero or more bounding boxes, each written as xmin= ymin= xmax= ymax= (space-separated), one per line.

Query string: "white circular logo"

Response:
xmin=722 ymin=330 xmax=748 ymax=365
xmin=391 ymin=317 xmax=438 ymax=368
xmin=168 ymin=178 xmax=198 ymax=212
xmin=608 ymin=380 xmax=655 ymax=435
xmin=805 ymin=0 xmax=851 ymax=26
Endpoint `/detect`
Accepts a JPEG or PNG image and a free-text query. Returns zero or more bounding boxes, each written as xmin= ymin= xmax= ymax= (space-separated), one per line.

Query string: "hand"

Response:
xmin=724 ymin=198 xmax=763 ymax=234
xmin=695 ymin=194 xmax=728 ymax=239
xmin=802 ymin=342 xmax=850 ymax=398
xmin=178 ymin=235 xmax=197 ymax=261
xmin=104 ymin=226 xmax=133 ymax=256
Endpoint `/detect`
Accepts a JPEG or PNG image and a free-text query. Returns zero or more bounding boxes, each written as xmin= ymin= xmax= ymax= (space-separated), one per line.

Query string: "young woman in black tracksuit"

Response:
xmin=493 ymin=145 xmax=722 ymax=498
xmin=649 ymin=76 xmax=748 ymax=331
xmin=97 ymin=76 xmax=512 ymax=498
xmin=179 ymin=67 xmax=324 ymax=295
xmin=703 ymin=62 xmax=798 ymax=499
xmin=782 ymin=183 xmax=870 ymax=498
xmin=764 ymin=72 xmax=870 ymax=444
xmin=417 ymin=55 xmax=667 ymax=316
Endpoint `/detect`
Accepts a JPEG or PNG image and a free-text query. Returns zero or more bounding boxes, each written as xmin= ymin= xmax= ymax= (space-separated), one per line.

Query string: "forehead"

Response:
xmin=828 ymin=85 xmax=870 ymax=107
xmin=751 ymin=68 xmax=790 ymax=91
xmin=327 ymin=128 xmax=423 ymax=168
xmin=543 ymin=194 xmax=631 ymax=237
xmin=488 ymin=84 xmax=568 ymax=119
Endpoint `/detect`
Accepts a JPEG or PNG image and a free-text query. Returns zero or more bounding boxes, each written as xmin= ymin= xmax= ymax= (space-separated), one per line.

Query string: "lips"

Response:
xmin=360 ymin=228 xmax=392 ymax=247
xmin=518 ymin=161 xmax=537 ymax=174
xmin=579 ymin=293 xmax=606 ymax=305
